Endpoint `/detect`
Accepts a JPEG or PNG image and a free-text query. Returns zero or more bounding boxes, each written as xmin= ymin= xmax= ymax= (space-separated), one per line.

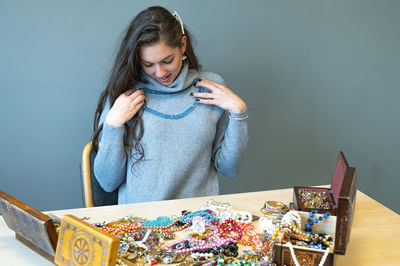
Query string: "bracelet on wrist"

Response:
xmin=229 ymin=114 xmax=248 ymax=120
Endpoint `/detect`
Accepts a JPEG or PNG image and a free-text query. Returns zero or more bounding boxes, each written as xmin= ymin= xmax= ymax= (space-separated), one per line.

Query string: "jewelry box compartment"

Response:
xmin=292 ymin=151 xmax=354 ymax=216
xmin=273 ymin=211 xmax=337 ymax=266
xmin=293 ymin=186 xmax=336 ymax=215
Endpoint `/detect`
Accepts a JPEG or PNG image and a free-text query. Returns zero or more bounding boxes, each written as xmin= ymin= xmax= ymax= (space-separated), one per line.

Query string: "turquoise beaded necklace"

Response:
xmin=178 ymin=210 xmax=219 ymax=223
xmin=141 ymin=216 xmax=174 ymax=227
xmin=140 ymin=78 xmax=203 ymax=120
xmin=141 ymin=210 xmax=218 ymax=227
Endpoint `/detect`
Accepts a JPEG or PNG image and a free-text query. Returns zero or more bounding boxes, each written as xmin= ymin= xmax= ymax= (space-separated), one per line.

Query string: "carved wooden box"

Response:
xmin=54 ymin=214 xmax=119 ymax=266
xmin=0 ymin=190 xmax=59 ymax=262
xmin=275 ymin=152 xmax=357 ymax=265
xmin=0 ymin=191 xmax=121 ymax=266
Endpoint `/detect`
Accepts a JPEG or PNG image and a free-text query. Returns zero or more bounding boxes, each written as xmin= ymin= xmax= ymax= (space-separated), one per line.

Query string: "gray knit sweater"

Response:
xmin=94 ymin=64 xmax=248 ymax=204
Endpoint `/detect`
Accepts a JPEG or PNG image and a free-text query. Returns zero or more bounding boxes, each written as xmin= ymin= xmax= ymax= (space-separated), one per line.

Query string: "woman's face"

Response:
xmin=139 ymin=37 xmax=186 ymax=86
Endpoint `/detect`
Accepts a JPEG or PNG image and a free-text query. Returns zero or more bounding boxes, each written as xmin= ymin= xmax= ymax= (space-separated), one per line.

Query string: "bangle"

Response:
xmin=229 ymin=114 xmax=248 ymax=120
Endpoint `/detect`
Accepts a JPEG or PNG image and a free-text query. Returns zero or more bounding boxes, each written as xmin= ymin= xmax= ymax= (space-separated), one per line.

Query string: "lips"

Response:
xmin=158 ymin=73 xmax=171 ymax=83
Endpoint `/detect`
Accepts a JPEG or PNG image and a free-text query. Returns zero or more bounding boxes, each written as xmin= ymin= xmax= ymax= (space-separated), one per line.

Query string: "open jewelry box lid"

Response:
xmin=334 ymin=163 xmax=357 ymax=255
xmin=0 ymin=190 xmax=59 ymax=261
xmin=323 ymin=151 xmax=357 ymax=255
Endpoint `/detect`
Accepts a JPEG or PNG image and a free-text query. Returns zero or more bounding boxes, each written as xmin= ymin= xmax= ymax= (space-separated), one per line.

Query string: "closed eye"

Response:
xmin=141 ymin=55 xmax=174 ymax=67
xmin=143 ymin=62 xmax=153 ymax=68
xmin=163 ymin=58 xmax=174 ymax=64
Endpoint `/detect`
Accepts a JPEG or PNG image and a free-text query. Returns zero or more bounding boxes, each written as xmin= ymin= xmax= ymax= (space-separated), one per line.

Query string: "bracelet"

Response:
xmin=229 ymin=114 xmax=248 ymax=120
xmin=264 ymin=201 xmax=289 ymax=212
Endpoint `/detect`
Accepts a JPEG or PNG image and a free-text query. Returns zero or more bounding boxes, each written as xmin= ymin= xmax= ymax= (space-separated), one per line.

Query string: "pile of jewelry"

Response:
xmin=93 ymin=200 xmax=333 ymax=265
xmin=94 ymin=203 xmax=277 ymax=265
xmin=297 ymin=189 xmax=331 ymax=209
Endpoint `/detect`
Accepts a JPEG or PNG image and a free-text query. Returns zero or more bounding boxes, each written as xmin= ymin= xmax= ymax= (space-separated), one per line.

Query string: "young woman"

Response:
xmin=92 ymin=6 xmax=248 ymax=204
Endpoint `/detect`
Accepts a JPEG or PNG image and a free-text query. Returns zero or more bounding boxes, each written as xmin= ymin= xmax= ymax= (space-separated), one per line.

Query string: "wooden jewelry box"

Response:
xmin=0 ymin=190 xmax=59 ymax=262
xmin=0 ymin=190 xmax=120 ymax=266
xmin=274 ymin=152 xmax=357 ymax=265
xmin=54 ymin=214 xmax=119 ymax=266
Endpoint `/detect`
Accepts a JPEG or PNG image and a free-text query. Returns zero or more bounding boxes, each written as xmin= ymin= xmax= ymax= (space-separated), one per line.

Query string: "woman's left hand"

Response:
xmin=192 ymin=79 xmax=247 ymax=113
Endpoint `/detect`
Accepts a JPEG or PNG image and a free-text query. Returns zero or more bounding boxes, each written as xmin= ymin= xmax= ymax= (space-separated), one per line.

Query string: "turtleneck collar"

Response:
xmin=139 ymin=63 xmax=191 ymax=93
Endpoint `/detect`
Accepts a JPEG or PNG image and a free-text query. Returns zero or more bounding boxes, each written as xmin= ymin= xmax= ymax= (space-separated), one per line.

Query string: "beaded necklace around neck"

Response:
xmin=139 ymin=78 xmax=203 ymax=120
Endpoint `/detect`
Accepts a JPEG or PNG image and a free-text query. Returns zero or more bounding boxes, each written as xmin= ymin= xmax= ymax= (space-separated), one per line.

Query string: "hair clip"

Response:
xmin=172 ymin=10 xmax=185 ymax=35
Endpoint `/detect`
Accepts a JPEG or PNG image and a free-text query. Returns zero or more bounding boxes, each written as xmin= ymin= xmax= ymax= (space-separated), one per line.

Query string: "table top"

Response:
xmin=1 ymin=187 xmax=399 ymax=265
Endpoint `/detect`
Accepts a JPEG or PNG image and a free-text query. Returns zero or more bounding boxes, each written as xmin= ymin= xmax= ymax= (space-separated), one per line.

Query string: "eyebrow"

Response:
xmin=141 ymin=54 xmax=173 ymax=64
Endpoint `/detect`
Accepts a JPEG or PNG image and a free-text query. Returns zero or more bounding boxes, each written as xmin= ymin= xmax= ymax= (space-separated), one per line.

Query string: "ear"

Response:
xmin=180 ymin=36 xmax=187 ymax=55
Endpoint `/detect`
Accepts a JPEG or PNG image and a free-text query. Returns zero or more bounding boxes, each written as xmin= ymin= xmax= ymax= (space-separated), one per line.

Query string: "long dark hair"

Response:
xmin=92 ymin=6 xmax=201 ymax=168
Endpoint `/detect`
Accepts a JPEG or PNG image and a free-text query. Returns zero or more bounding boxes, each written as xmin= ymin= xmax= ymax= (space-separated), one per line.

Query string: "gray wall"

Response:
xmin=1 ymin=0 xmax=399 ymax=213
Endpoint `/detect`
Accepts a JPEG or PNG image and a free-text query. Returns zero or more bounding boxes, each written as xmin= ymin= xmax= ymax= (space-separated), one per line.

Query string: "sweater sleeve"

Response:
xmin=212 ymin=108 xmax=248 ymax=178
xmin=209 ymin=73 xmax=248 ymax=178
xmin=93 ymin=99 xmax=127 ymax=192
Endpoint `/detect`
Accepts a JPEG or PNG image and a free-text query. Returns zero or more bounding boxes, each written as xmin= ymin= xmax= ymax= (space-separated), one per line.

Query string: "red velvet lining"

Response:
xmin=330 ymin=152 xmax=349 ymax=204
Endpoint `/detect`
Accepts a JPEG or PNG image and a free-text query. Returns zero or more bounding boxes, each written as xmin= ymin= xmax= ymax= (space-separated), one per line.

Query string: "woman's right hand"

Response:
xmin=105 ymin=89 xmax=145 ymax=127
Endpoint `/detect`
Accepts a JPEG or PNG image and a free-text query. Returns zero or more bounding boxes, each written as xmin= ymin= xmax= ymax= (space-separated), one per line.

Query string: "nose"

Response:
xmin=155 ymin=65 xmax=167 ymax=78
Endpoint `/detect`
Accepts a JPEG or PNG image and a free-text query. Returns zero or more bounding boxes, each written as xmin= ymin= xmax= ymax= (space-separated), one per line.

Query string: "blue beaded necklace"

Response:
xmin=178 ymin=210 xmax=219 ymax=224
xmin=140 ymin=78 xmax=202 ymax=120
xmin=303 ymin=210 xmax=332 ymax=250
xmin=141 ymin=216 xmax=174 ymax=227
xmin=140 ymin=209 xmax=218 ymax=227
xmin=304 ymin=210 xmax=331 ymax=233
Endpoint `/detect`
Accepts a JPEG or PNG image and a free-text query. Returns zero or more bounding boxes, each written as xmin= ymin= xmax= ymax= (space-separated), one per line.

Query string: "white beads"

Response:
xmin=186 ymin=216 xmax=206 ymax=235
xmin=259 ymin=217 xmax=280 ymax=234
xmin=281 ymin=210 xmax=301 ymax=228
xmin=204 ymin=201 xmax=253 ymax=223
xmin=190 ymin=252 xmax=214 ymax=259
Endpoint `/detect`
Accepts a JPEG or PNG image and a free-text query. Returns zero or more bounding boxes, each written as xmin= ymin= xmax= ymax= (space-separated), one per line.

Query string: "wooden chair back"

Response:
xmin=81 ymin=141 xmax=118 ymax=207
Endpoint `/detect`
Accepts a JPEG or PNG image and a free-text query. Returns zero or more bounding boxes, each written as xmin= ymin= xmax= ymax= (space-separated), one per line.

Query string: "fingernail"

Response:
xmin=190 ymin=92 xmax=193 ymax=96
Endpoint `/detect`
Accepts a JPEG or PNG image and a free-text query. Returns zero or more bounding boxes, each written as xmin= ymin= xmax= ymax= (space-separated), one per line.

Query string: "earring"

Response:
xmin=182 ymin=55 xmax=187 ymax=61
